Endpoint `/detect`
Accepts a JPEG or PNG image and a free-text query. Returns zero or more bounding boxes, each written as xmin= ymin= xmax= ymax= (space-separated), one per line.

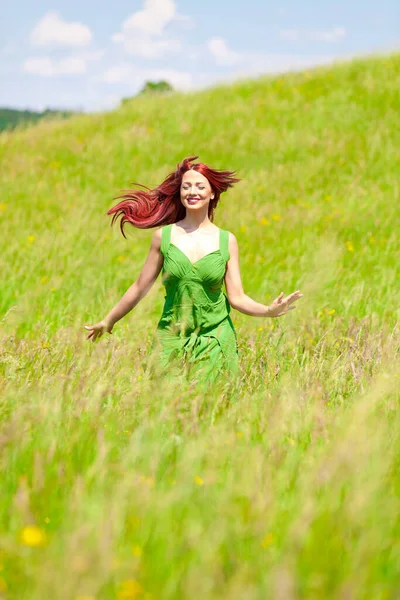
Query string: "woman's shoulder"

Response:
xmin=151 ymin=226 xmax=164 ymax=248
xmin=152 ymin=224 xmax=173 ymax=254
xmin=221 ymin=229 xmax=237 ymax=242
xmin=153 ymin=223 xmax=171 ymax=236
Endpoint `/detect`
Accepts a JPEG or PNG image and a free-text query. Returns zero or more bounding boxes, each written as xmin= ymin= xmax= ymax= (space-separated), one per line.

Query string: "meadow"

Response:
xmin=0 ymin=51 xmax=399 ymax=599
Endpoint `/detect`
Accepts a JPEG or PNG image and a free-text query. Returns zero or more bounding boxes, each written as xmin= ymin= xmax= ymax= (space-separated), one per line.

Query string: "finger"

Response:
xmin=287 ymin=293 xmax=303 ymax=304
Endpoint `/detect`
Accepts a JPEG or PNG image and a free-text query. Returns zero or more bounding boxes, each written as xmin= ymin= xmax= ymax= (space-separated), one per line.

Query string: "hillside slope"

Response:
xmin=1 ymin=52 xmax=400 ymax=600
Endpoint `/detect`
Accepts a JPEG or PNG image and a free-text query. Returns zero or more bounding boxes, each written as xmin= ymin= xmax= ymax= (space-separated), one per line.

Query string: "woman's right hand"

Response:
xmin=84 ymin=319 xmax=114 ymax=341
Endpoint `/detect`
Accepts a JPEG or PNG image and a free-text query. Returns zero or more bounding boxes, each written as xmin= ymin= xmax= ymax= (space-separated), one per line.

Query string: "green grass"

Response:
xmin=1 ymin=51 xmax=400 ymax=599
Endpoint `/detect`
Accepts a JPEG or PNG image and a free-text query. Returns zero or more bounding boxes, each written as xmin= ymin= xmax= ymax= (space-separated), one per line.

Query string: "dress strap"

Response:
xmin=219 ymin=229 xmax=231 ymax=263
xmin=161 ymin=223 xmax=172 ymax=256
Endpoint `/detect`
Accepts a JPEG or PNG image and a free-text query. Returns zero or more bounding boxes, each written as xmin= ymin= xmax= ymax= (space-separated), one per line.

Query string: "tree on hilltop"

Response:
xmin=121 ymin=80 xmax=174 ymax=105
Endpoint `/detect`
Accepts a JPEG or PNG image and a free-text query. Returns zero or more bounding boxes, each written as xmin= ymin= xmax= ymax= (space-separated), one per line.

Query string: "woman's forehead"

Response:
xmin=181 ymin=170 xmax=209 ymax=184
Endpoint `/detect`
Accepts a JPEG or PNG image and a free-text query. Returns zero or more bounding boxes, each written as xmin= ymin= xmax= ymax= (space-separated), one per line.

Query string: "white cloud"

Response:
xmin=23 ymin=57 xmax=87 ymax=76
xmin=279 ymin=27 xmax=346 ymax=43
xmin=118 ymin=0 xmax=176 ymax=36
xmin=77 ymin=50 xmax=106 ymax=62
xmin=22 ymin=49 xmax=104 ymax=78
xmin=207 ymin=38 xmax=243 ymax=66
xmin=102 ymin=64 xmax=133 ymax=84
xmin=113 ymin=37 xmax=181 ymax=59
xmin=30 ymin=11 xmax=92 ymax=47
xmin=102 ymin=63 xmax=193 ymax=90
xmin=112 ymin=0 xmax=193 ymax=58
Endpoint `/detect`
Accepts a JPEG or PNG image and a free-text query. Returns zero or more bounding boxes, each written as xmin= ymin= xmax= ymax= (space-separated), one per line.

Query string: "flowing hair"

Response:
xmin=107 ymin=155 xmax=241 ymax=237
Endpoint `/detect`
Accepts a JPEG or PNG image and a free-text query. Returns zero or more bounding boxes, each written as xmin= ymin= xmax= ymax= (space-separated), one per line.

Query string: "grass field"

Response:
xmin=1 ymin=51 xmax=400 ymax=599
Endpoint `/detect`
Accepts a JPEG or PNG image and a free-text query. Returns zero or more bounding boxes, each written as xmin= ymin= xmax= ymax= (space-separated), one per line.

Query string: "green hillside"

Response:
xmin=1 ymin=52 xmax=400 ymax=599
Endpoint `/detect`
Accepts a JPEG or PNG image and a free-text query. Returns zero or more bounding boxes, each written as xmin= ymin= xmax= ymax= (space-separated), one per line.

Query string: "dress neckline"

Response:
xmin=169 ymin=224 xmax=222 ymax=266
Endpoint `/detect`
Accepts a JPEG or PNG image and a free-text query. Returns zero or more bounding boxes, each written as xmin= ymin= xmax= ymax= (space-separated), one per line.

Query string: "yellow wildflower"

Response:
xmin=20 ymin=525 xmax=47 ymax=547
xmin=271 ymin=214 xmax=281 ymax=221
xmin=117 ymin=579 xmax=143 ymax=599
xmin=40 ymin=276 xmax=48 ymax=283
xmin=132 ymin=545 xmax=142 ymax=557
xmin=261 ymin=533 xmax=275 ymax=548
xmin=194 ymin=476 xmax=204 ymax=486
xmin=346 ymin=241 xmax=354 ymax=252
xmin=259 ymin=217 xmax=270 ymax=226
xmin=28 ymin=235 xmax=35 ymax=243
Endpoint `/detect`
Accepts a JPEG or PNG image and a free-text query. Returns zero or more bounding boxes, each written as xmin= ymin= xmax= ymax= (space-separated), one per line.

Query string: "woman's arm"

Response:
xmin=224 ymin=232 xmax=303 ymax=317
xmin=85 ymin=228 xmax=163 ymax=340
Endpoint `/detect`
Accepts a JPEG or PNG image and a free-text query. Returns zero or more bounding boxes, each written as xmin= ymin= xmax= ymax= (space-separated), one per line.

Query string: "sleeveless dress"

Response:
xmin=153 ymin=223 xmax=239 ymax=384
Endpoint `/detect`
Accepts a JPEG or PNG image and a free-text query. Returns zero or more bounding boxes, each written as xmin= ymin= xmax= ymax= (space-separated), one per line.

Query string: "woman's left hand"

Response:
xmin=267 ymin=290 xmax=303 ymax=318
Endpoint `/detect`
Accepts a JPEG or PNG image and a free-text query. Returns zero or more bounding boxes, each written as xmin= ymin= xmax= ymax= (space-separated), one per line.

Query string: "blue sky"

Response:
xmin=1 ymin=0 xmax=398 ymax=112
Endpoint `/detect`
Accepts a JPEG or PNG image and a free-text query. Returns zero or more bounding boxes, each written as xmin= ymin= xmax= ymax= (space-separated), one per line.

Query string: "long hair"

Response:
xmin=107 ymin=155 xmax=241 ymax=237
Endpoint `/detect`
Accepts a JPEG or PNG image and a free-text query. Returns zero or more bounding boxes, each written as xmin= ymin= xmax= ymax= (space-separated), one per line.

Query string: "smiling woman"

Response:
xmin=84 ymin=155 xmax=303 ymax=386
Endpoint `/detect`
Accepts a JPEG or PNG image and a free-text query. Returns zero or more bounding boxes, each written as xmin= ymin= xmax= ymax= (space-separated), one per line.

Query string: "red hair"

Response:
xmin=107 ymin=155 xmax=241 ymax=237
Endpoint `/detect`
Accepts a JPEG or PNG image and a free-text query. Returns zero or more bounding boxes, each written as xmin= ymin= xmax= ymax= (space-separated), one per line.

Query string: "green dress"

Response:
xmin=153 ymin=223 xmax=239 ymax=384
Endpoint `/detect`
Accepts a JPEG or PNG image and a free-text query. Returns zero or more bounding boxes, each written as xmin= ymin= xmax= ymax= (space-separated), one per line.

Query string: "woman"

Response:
xmin=84 ymin=155 xmax=303 ymax=384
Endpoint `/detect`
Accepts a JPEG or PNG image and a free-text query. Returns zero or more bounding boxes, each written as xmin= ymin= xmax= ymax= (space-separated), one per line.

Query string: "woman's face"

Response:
xmin=180 ymin=169 xmax=214 ymax=211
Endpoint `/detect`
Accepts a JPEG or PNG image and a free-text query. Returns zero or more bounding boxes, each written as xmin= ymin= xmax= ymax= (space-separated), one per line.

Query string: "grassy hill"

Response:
xmin=1 ymin=52 xmax=399 ymax=599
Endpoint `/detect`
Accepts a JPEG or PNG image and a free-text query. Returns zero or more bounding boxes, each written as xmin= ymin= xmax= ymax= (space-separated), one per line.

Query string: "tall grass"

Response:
xmin=1 ymin=52 xmax=399 ymax=599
